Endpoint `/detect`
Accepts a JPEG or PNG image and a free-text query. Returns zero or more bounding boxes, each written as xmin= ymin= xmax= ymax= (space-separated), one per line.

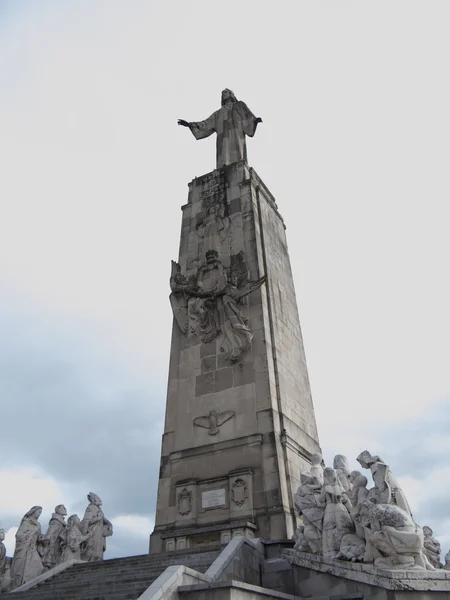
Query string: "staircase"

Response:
xmin=5 ymin=547 xmax=222 ymax=600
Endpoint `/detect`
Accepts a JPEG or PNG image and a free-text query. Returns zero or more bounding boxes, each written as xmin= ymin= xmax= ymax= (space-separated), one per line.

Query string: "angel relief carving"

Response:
xmin=193 ymin=409 xmax=235 ymax=435
xmin=169 ymin=250 xmax=266 ymax=363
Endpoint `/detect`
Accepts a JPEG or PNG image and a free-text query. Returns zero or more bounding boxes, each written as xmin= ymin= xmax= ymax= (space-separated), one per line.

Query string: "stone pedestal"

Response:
xmin=150 ymin=160 xmax=321 ymax=553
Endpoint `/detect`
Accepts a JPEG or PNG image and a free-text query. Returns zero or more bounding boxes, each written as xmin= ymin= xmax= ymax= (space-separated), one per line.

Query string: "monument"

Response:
xmin=150 ymin=89 xmax=321 ymax=553
xmin=2 ymin=88 xmax=450 ymax=600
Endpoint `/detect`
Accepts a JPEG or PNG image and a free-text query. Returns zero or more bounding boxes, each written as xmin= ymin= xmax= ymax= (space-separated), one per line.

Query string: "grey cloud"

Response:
xmin=0 ymin=297 xmax=165 ymax=548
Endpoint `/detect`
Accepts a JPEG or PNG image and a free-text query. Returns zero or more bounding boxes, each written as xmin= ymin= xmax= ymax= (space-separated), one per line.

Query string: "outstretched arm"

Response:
xmin=177 ymin=112 xmax=216 ymax=140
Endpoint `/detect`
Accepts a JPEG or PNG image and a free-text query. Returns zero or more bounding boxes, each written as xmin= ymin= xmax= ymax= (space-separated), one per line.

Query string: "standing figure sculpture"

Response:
xmin=10 ymin=506 xmax=46 ymax=589
xmin=196 ymin=201 xmax=230 ymax=252
xmin=42 ymin=504 xmax=67 ymax=569
xmin=80 ymin=493 xmax=113 ymax=562
xmin=178 ymin=89 xmax=262 ymax=169
xmin=333 ymin=455 xmax=351 ymax=493
xmin=356 ymin=450 xmax=413 ymax=516
xmin=294 ymin=472 xmax=325 ymax=554
xmin=319 ymin=468 xmax=354 ymax=559
xmin=423 ymin=526 xmax=442 ymax=569
xmin=0 ymin=528 xmax=8 ymax=592
xmin=0 ymin=529 xmax=6 ymax=578
xmin=60 ymin=515 xmax=93 ymax=563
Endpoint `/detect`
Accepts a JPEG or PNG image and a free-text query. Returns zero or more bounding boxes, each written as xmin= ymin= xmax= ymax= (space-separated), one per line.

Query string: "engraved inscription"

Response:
xmin=202 ymin=489 xmax=226 ymax=508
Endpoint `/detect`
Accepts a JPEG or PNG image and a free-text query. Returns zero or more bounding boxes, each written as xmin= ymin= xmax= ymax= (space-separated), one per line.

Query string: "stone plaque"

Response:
xmin=202 ymin=488 xmax=226 ymax=508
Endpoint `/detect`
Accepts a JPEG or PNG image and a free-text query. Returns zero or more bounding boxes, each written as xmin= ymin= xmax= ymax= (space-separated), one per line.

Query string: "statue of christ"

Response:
xmin=178 ymin=89 xmax=262 ymax=169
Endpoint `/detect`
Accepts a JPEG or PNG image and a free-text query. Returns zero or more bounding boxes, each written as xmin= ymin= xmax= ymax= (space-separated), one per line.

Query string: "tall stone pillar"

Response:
xmin=150 ymin=160 xmax=321 ymax=553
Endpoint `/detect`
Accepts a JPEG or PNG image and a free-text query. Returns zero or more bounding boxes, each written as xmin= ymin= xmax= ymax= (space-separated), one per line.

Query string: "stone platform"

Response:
xmin=284 ymin=549 xmax=450 ymax=599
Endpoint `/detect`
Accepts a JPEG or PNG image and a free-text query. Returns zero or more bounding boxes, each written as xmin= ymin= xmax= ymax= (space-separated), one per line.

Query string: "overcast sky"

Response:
xmin=1 ymin=0 xmax=449 ymax=559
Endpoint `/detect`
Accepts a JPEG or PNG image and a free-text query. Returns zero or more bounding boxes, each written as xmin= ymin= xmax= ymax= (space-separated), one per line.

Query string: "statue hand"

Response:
xmin=178 ymin=119 xmax=190 ymax=127
xmin=255 ymin=117 xmax=263 ymax=124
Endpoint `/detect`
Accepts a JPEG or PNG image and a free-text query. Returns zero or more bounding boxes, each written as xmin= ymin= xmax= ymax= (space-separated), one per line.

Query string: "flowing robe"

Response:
xmin=80 ymin=503 xmax=112 ymax=562
xmin=42 ymin=513 xmax=66 ymax=569
xmin=319 ymin=484 xmax=354 ymax=559
xmin=10 ymin=518 xmax=44 ymax=589
xmin=189 ymin=101 xmax=259 ymax=168
xmin=61 ymin=525 xmax=91 ymax=562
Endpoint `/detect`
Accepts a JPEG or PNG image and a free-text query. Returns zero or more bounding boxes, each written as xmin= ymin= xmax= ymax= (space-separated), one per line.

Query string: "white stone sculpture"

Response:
xmin=357 ymin=451 xmax=413 ymax=516
xmin=444 ymin=549 xmax=450 ymax=570
xmin=333 ymin=455 xmax=351 ymax=493
xmin=336 ymin=533 xmax=366 ymax=562
xmin=291 ymin=448 xmax=439 ymax=573
xmin=10 ymin=506 xmax=46 ymax=589
xmin=0 ymin=558 xmax=11 ymax=595
xmin=60 ymin=515 xmax=93 ymax=563
xmin=367 ymin=503 xmax=432 ymax=571
xmin=0 ymin=529 xmax=6 ymax=577
xmin=0 ymin=528 xmax=8 ymax=592
xmin=42 ymin=504 xmax=67 ymax=569
xmin=349 ymin=475 xmax=369 ymax=540
xmin=80 ymin=493 xmax=113 ymax=562
xmin=292 ymin=525 xmax=312 ymax=552
xmin=319 ymin=467 xmax=354 ymax=559
xmin=309 ymin=452 xmax=325 ymax=485
xmin=294 ymin=473 xmax=324 ymax=554
xmin=423 ymin=526 xmax=442 ymax=569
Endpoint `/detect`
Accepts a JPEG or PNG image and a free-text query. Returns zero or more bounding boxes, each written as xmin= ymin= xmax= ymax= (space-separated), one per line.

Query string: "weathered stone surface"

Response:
xmin=79 ymin=493 xmax=113 ymax=562
xmin=42 ymin=505 xmax=67 ymax=569
xmin=178 ymin=89 xmax=262 ymax=169
xmin=153 ymin=146 xmax=320 ymax=550
xmin=10 ymin=506 xmax=45 ymax=590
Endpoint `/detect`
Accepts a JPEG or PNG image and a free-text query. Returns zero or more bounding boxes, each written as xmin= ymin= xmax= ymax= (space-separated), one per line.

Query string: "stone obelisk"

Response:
xmin=150 ymin=89 xmax=321 ymax=553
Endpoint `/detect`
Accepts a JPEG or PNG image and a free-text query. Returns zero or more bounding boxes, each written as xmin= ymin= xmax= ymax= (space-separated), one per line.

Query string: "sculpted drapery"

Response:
xmin=178 ymin=89 xmax=262 ymax=169
xmin=80 ymin=493 xmax=113 ymax=562
xmin=42 ymin=505 xmax=67 ymax=569
xmin=10 ymin=506 xmax=45 ymax=590
xmin=170 ymin=251 xmax=265 ymax=363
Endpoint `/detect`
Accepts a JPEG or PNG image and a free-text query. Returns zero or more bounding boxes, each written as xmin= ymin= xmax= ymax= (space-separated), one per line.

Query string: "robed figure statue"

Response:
xmin=178 ymin=89 xmax=262 ymax=168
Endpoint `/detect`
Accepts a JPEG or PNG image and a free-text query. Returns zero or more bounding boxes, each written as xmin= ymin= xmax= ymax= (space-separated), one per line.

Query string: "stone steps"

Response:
xmin=6 ymin=548 xmax=222 ymax=600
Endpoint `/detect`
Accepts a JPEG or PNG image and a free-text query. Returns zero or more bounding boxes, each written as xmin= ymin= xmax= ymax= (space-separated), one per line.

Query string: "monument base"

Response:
xmin=283 ymin=549 xmax=450 ymax=600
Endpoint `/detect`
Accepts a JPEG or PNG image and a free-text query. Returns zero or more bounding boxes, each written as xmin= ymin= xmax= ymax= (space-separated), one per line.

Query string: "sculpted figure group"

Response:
xmin=0 ymin=492 xmax=112 ymax=592
xmin=170 ymin=250 xmax=265 ymax=363
xmin=293 ymin=451 xmax=444 ymax=571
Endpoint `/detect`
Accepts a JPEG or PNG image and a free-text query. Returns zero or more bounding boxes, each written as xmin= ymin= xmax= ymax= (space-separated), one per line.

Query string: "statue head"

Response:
xmin=350 ymin=470 xmax=363 ymax=484
xmin=423 ymin=526 xmax=433 ymax=537
xmin=25 ymin=506 xmax=42 ymax=520
xmin=310 ymin=452 xmax=323 ymax=467
xmin=88 ymin=492 xmax=102 ymax=506
xmin=205 ymin=249 xmax=219 ymax=264
xmin=354 ymin=475 xmax=368 ymax=488
xmin=67 ymin=514 xmax=81 ymax=528
xmin=323 ymin=467 xmax=337 ymax=486
xmin=221 ymin=88 xmax=237 ymax=106
xmin=356 ymin=450 xmax=381 ymax=469
xmin=0 ymin=529 xmax=4 ymax=542
xmin=333 ymin=454 xmax=349 ymax=474
xmin=55 ymin=504 xmax=67 ymax=516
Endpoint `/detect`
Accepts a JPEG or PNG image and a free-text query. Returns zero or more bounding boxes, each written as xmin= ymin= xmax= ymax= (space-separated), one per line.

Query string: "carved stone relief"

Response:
xmin=231 ymin=479 xmax=248 ymax=506
xmin=193 ymin=410 xmax=235 ymax=435
xmin=169 ymin=250 xmax=266 ymax=363
xmin=177 ymin=488 xmax=193 ymax=516
xmin=196 ymin=197 xmax=230 ymax=252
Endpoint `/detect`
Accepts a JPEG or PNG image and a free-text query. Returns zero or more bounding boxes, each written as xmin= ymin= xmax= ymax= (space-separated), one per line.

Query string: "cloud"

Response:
xmin=4 ymin=528 xmax=18 ymax=557
xmin=0 ymin=296 xmax=165 ymax=557
xmin=0 ymin=0 xmax=449 ymax=561
xmin=0 ymin=467 xmax=64 ymax=519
